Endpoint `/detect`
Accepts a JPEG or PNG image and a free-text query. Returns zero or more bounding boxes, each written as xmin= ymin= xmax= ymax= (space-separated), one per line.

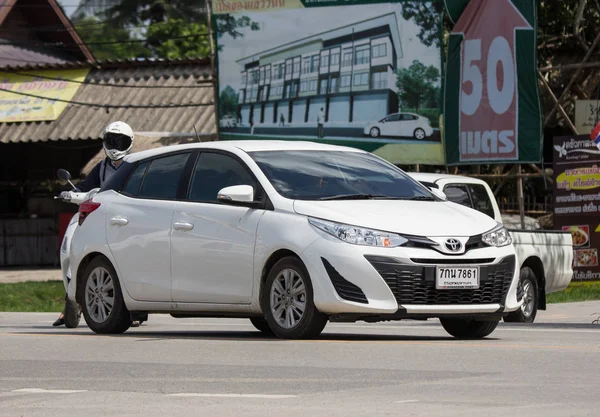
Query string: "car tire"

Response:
xmin=262 ymin=256 xmax=328 ymax=339
xmin=249 ymin=317 xmax=275 ymax=336
xmin=81 ymin=257 xmax=131 ymax=334
xmin=504 ymin=267 xmax=538 ymax=323
xmin=414 ymin=128 xmax=426 ymax=140
xmin=439 ymin=318 xmax=499 ymax=339
xmin=63 ymin=298 xmax=81 ymax=329
xmin=369 ymin=127 xmax=380 ymax=138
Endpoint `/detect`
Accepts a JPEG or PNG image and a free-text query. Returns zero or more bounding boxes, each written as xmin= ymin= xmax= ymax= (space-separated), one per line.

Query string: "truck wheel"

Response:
xmin=249 ymin=317 xmax=274 ymax=336
xmin=262 ymin=257 xmax=328 ymax=339
xmin=81 ymin=257 xmax=131 ymax=334
xmin=504 ymin=267 xmax=538 ymax=323
xmin=63 ymin=299 xmax=81 ymax=329
xmin=440 ymin=318 xmax=499 ymax=339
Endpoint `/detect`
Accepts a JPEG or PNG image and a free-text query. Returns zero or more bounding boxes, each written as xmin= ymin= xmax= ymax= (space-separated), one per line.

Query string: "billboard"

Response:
xmin=575 ymin=100 xmax=600 ymax=136
xmin=0 ymin=69 xmax=90 ymax=123
xmin=553 ymin=134 xmax=600 ymax=281
xmin=443 ymin=0 xmax=542 ymax=165
xmin=212 ymin=0 xmax=445 ymax=165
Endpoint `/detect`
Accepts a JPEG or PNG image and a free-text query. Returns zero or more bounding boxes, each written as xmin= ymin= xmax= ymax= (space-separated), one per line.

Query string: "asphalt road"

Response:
xmin=0 ymin=307 xmax=599 ymax=417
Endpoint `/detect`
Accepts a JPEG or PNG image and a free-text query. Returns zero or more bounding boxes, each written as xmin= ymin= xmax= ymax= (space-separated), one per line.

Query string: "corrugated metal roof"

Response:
xmin=0 ymin=43 xmax=74 ymax=67
xmin=0 ymin=61 xmax=217 ymax=144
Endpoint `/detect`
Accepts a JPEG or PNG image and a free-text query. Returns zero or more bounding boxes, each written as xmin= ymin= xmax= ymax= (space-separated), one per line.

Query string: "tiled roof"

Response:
xmin=0 ymin=60 xmax=217 ymax=144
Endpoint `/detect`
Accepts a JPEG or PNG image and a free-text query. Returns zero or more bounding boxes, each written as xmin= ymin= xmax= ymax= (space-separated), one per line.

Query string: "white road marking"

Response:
xmin=395 ymin=400 xmax=419 ymax=404
xmin=166 ymin=393 xmax=297 ymax=399
xmin=12 ymin=388 xmax=87 ymax=394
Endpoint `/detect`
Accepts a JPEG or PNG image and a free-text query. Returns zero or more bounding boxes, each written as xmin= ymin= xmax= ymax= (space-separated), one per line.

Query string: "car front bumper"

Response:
xmin=301 ymin=235 xmax=521 ymax=320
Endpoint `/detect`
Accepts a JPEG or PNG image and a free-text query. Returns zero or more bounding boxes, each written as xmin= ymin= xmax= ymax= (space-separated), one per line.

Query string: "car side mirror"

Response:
xmin=217 ymin=185 xmax=261 ymax=208
xmin=430 ymin=188 xmax=447 ymax=201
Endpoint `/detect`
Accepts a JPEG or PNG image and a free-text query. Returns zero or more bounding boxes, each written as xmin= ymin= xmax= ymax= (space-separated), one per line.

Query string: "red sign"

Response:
xmin=452 ymin=0 xmax=532 ymax=161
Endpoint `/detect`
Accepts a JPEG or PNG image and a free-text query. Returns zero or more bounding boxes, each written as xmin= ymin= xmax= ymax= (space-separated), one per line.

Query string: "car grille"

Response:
xmin=365 ymin=255 xmax=515 ymax=306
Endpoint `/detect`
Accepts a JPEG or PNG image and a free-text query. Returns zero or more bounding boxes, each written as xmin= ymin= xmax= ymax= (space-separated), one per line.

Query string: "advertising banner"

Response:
xmin=443 ymin=0 xmax=542 ymax=165
xmin=575 ymin=100 xmax=600 ymax=136
xmin=553 ymin=134 xmax=600 ymax=281
xmin=0 ymin=69 xmax=90 ymax=123
xmin=212 ymin=0 xmax=445 ymax=165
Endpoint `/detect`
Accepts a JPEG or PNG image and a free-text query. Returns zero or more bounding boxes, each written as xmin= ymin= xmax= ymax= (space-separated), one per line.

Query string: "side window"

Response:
xmin=138 ymin=153 xmax=190 ymax=200
xmin=443 ymin=185 xmax=472 ymax=208
xmin=468 ymin=184 xmax=495 ymax=218
xmin=188 ymin=153 xmax=257 ymax=202
xmin=121 ymin=161 xmax=148 ymax=196
xmin=385 ymin=114 xmax=400 ymax=122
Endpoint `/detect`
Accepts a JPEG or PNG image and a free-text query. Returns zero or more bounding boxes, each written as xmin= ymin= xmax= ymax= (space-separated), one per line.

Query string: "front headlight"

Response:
xmin=482 ymin=224 xmax=512 ymax=247
xmin=308 ymin=217 xmax=408 ymax=247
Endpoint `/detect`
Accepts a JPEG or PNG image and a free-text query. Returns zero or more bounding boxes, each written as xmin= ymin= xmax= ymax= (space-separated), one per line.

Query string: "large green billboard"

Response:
xmin=443 ymin=0 xmax=542 ymax=165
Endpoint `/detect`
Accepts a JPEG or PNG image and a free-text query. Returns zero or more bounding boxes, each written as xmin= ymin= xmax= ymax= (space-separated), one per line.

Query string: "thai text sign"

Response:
xmin=553 ymin=134 xmax=600 ymax=281
xmin=444 ymin=0 xmax=542 ymax=164
xmin=0 ymin=69 xmax=90 ymax=123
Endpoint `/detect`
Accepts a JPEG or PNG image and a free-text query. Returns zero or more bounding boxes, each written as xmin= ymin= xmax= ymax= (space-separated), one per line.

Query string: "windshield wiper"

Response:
xmin=406 ymin=195 xmax=436 ymax=201
xmin=319 ymin=194 xmax=382 ymax=201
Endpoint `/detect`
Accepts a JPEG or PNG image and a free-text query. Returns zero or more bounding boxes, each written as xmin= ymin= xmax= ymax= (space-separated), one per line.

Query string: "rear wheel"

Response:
xmin=504 ymin=267 xmax=538 ymax=323
xmin=249 ymin=317 xmax=274 ymax=336
xmin=262 ymin=257 xmax=328 ymax=339
xmin=81 ymin=257 xmax=131 ymax=334
xmin=414 ymin=128 xmax=426 ymax=140
xmin=440 ymin=318 xmax=499 ymax=339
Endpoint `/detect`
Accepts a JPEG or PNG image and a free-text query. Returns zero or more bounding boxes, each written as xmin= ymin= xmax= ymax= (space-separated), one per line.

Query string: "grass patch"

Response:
xmin=0 ymin=281 xmax=64 ymax=312
xmin=547 ymin=281 xmax=600 ymax=304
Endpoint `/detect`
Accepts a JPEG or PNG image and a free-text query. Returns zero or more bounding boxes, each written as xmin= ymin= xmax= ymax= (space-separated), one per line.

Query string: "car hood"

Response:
xmin=293 ymin=200 xmax=499 ymax=237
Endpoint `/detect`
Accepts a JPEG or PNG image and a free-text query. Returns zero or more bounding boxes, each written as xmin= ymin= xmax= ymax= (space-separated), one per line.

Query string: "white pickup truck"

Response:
xmin=408 ymin=173 xmax=574 ymax=323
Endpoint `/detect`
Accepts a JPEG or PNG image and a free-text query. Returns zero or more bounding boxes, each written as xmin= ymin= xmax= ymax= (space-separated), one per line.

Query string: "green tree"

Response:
xmin=396 ymin=60 xmax=440 ymax=112
xmin=146 ymin=19 xmax=210 ymax=59
xmin=219 ymin=85 xmax=238 ymax=118
xmin=72 ymin=16 xmax=148 ymax=60
xmin=400 ymin=1 xmax=446 ymax=48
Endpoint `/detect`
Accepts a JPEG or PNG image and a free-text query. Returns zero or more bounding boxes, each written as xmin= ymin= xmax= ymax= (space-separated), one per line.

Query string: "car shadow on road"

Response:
xmin=16 ymin=328 xmax=473 ymax=342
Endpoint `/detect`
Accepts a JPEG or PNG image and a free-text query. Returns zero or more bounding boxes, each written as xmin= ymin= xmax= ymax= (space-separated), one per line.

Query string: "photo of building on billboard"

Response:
xmin=213 ymin=1 xmax=442 ymax=151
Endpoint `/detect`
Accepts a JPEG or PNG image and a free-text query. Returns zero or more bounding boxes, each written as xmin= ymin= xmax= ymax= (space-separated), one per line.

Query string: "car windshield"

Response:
xmin=248 ymin=150 xmax=435 ymax=201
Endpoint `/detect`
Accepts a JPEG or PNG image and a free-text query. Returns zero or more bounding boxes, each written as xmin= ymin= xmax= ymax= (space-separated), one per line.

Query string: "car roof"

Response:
xmin=124 ymin=140 xmax=365 ymax=163
xmin=407 ymin=172 xmax=489 ymax=186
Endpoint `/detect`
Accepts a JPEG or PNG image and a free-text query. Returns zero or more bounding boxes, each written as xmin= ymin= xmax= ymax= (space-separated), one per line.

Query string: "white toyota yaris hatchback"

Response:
xmin=67 ymin=140 xmax=522 ymax=339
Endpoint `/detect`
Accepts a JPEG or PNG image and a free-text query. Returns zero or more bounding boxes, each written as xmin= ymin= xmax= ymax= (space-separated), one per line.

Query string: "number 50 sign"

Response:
xmin=443 ymin=0 xmax=542 ymax=165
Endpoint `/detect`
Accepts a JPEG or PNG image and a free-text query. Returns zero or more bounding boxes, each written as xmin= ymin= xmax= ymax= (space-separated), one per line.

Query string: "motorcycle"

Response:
xmin=55 ymin=168 xmax=100 ymax=328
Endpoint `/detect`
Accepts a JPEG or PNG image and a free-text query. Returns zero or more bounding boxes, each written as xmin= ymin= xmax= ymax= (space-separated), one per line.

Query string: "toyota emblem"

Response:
xmin=444 ymin=238 xmax=462 ymax=252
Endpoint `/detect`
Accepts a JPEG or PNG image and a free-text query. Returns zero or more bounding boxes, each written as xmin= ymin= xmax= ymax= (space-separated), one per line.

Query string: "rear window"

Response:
xmin=443 ymin=183 xmax=495 ymax=219
xmin=137 ymin=153 xmax=191 ymax=200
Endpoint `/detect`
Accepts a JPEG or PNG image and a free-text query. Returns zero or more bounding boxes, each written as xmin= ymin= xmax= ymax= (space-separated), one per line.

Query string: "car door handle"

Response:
xmin=110 ymin=217 xmax=129 ymax=226
xmin=173 ymin=221 xmax=194 ymax=231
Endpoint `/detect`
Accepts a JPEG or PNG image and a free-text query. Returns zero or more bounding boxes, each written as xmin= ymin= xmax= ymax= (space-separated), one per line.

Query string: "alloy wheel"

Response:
xmin=269 ymin=268 xmax=306 ymax=329
xmin=85 ymin=267 xmax=115 ymax=324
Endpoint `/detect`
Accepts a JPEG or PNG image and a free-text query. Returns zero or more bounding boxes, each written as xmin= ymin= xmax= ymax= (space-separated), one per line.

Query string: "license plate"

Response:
xmin=436 ymin=266 xmax=480 ymax=289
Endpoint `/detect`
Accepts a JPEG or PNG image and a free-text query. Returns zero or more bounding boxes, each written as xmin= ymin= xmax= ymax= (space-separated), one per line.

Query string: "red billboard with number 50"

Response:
xmin=443 ymin=0 xmax=542 ymax=165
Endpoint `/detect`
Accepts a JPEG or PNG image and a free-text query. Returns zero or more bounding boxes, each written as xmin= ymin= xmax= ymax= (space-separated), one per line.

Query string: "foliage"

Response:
xmin=146 ymin=19 xmax=210 ymax=59
xmin=546 ymin=281 xmax=600 ymax=304
xmin=0 ymin=281 xmax=64 ymax=312
xmin=396 ymin=60 xmax=441 ymax=112
xmin=219 ymin=85 xmax=239 ymax=118
xmin=399 ymin=1 xmax=446 ymax=49
xmin=214 ymin=15 xmax=261 ymax=51
xmin=72 ymin=16 xmax=148 ymax=60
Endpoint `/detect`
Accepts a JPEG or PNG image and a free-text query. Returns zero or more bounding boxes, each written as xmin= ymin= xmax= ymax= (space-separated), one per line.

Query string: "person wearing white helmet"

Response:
xmin=53 ymin=121 xmax=142 ymax=327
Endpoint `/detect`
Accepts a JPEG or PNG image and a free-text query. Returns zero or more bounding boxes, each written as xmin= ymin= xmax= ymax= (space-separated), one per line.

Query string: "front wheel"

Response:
xmin=249 ymin=317 xmax=274 ymax=336
xmin=262 ymin=257 xmax=328 ymax=339
xmin=504 ymin=267 xmax=538 ymax=323
xmin=81 ymin=257 xmax=131 ymax=334
xmin=369 ymin=127 xmax=380 ymax=138
xmin=440 ymin=318 xmax=499 ymax=339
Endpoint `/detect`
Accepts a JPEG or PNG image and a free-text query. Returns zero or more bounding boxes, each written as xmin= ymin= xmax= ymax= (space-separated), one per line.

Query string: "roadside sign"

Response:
xmin=443 ymin=0 xmax=542 ymax=165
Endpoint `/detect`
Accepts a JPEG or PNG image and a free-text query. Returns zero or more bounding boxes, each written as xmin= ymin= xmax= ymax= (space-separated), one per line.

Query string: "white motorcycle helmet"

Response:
xmin=102 ymin=121 xmax=134 ymax=161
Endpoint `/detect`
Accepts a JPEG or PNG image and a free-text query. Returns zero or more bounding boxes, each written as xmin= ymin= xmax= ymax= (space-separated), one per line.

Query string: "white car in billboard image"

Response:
xmin=364 ymin=112 xmax=434 ymax=140
xmin=67 ymin=141 xmax=522 ymax=340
